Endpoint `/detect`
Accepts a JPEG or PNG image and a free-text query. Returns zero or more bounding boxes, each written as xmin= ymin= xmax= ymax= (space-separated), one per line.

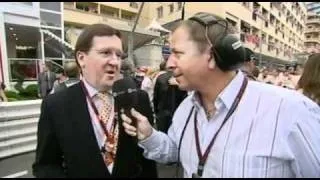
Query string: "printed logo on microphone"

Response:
xmin=113 ymin=88 xmax=137 ymax=97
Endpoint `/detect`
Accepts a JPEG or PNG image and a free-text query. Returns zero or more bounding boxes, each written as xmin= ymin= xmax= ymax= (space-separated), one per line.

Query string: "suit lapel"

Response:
xmin=67 ymin=83 xmax=111 ymax=176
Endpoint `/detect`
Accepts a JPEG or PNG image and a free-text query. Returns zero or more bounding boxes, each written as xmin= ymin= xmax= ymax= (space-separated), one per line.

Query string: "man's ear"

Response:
xmin=76 ymin=51 xmax=85 ymax=69
xmin=208 ymin=55 xmax=215 ymax=69
xmin=206 ymin=46 xmax=215 ymax=70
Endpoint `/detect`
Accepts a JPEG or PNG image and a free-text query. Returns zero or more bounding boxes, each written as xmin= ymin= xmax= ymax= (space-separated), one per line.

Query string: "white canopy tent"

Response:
xmin=145 ymin=18 xmax=171 ymax=33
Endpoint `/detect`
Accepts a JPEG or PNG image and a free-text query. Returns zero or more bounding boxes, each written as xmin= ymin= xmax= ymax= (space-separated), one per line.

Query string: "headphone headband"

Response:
xmin=188 ymin=13 xmax=228 ymax=29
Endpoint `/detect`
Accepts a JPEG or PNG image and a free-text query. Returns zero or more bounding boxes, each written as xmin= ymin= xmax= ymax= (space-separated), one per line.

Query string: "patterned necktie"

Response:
xmin=96 ymin=92 xmax=119 ymax=167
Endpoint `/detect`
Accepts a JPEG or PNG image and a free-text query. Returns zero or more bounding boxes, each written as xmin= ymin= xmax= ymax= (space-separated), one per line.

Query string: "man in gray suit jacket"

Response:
xmin=38 ymin=61 xmax=56 ymax=98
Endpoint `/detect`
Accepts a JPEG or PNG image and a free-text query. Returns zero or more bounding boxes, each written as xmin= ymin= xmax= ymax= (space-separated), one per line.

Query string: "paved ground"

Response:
xmin=0 ymin=152 xmax=34 ymax=178
xmin=0 ymin=152 xmax=177 ymax=178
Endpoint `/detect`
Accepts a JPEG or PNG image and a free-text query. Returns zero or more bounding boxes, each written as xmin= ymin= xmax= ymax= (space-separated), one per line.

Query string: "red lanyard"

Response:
xmin=193 ymin=77 xmax=248 ymax=177
xmin=80 ymin=81 xmax=116 ymax=140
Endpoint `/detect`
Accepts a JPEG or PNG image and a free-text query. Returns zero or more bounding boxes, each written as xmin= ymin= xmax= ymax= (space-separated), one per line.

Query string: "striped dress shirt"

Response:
xmin=139 ymin=71 xmax=320 ymax=178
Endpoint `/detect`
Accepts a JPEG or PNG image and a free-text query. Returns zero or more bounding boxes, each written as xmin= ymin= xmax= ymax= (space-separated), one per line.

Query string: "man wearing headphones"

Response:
xmin=121 ymin=12 xmax=320 ymax=178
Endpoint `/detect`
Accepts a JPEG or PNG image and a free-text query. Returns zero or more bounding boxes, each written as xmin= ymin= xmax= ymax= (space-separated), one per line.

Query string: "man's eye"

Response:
xmin=103 ymin=51 xmax=112 ymax=55
xmin=116 ymin=52 xmax=123 ymax=58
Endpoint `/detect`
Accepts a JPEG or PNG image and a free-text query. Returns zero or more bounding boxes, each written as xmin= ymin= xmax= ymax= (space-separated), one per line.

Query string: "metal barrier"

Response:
xmin=0 ymin=100 xmax=41 ymax=159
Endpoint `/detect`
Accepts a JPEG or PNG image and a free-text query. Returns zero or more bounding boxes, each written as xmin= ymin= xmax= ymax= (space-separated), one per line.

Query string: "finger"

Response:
xmin=122 ymin=121 xmax=137 ymax=132
xmin=124 ymin=128 xmax=137 ymax=137
xmin=131 ymin=108 xmax=147 ymax=122
xmin=121 ymin=113 xmax=132 ymax=124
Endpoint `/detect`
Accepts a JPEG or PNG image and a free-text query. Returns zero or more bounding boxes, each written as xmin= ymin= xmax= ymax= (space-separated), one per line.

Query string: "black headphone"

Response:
xmin=188 ymin=12 xmax=246 ymax=71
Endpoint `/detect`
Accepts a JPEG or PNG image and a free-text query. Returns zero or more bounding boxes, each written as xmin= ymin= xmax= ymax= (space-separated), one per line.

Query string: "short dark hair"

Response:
xmin=64 ymin=61 xmax=79 ymax=78
xmin=45 ymin=61 xmax=53 ymax=70
xmin=120 ymin=60 xmax=134 ymax=77
xmin=159 ymin=61 xmax=166 ymax=71
xmin=56 ymin=67 xmax=65 ymax=74
xmin=74 ymin=24 xmax=122 ymax=68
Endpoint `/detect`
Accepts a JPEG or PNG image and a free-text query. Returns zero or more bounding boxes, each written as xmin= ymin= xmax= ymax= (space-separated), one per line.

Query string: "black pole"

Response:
xmin=181 ymin=2 xmax=186 ymax=20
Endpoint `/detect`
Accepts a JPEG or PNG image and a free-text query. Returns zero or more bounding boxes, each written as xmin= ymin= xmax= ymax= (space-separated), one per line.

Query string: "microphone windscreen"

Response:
xmin=112 ymin=77 xmax=138 ymax=127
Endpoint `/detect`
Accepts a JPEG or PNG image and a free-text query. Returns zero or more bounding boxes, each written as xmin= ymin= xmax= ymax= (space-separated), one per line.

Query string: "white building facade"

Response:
xmin=0 ymin=2 xmax=70 ymax=89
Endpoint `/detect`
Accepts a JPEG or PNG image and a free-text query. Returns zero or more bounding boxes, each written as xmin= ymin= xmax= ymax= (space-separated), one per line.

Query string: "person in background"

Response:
xmin=51 ymin=67 xmax=67 ymax=93
xmin=51 ymin=61 xmax=80 ymax=94
xmin=153 ymin=61 xmax=188 ymax=134
xmin=252 ymin=66 xmax=260 ymax=79
xmin=257 ymin=67 xmax=268 ymax=82
xmin=279 ymin=70 xmax=295 ymax=89
xmin=134 ymin=67 xmax=147 ymax=89
xmin=141 ymin=68 xmax=154 ymax=103
xmin=121 ymin=12 xmax=320 ymax=178
xmin=264 ymin=68 xmax=279 ymax=85
xmin=37 ymin=61 xmax=56 ymax=98
xmin=152 ymin=61 xmax=167 ymax=86
xmin=0 ymin=81 xmax=8 ymax=102
xmin=296 ymin=53 xmax=320 ymax=106
xmin=291 ymin=64 xmax=303 ymax=88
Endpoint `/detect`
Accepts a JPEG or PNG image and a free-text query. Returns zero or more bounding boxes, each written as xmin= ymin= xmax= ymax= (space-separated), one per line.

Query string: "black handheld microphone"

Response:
xmin=113 ymin=77 xmax=142 ymax=176
xmin=112 ymin=77 xmax=139 ymax=128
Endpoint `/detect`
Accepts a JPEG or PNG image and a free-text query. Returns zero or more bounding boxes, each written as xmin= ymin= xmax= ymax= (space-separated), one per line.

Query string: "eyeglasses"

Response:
xmin=91 ymin=48 xmax=125 ymax=60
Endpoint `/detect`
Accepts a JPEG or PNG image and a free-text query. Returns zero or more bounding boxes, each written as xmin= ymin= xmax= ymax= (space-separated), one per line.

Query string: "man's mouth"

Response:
xmin=173 ymin=73 xmax=183 ymax=78
xmin=106 ymin=70 xmax=115 ymax=74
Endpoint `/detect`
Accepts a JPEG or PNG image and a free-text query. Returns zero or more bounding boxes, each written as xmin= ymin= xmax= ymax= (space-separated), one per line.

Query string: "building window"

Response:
xmin=240 ymin=33 xmax=245 ymax=42
xmin=17 ymin=2 xmax=33 ymax=6
xmin=242 ymin=2 xmax=250 ymax=8
xmin=177 ymin=2 xmax=183 ymax=11
xmin=157 ymin=6 xmax=163 ymax=18
xmin=76 ymin=2 xmax=98 ymax=13
xmin=122 ymin=14 xmax=134 ymax=21
xmin=169 ymin=4 xmax=174 ymax=13
xmin=129 ymin=2 xmax=138 ymax=9
xmin=40 ymin=11 xmax=61 ymax=27
xmin=40 ymin=2 xmax=61 ymax=12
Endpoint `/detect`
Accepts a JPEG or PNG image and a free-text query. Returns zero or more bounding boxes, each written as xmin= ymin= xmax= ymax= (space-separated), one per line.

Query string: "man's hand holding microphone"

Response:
xmin=121 ymin=108 xmax=153 ymax=141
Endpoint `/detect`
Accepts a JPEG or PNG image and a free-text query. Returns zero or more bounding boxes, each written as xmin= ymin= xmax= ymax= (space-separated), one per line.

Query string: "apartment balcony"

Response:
xmin=63 ymin=6 xmax=160 ymax=53
xmin=305 ymin=37 xmax=320 ymax=43
xmin=64 ymin=8 xmax=135 ymax=30
xmin=307 ymin=18 xmax=320 ymax=24
xmin=304 ymin=27 xmax=320 ymax=33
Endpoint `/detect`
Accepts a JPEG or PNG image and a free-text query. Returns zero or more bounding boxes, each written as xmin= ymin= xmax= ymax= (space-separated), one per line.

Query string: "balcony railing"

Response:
xmin=305 ymin=37 xmax=320 ymax=43
xmin=63 ymin=2 xmax=75 ymax=9
xmin=307 ymin=18 xmax=320 ymax=24
xmin=304 ymin=27 xmax=320 ymax=33
xmin=64 ymin=4 xmax=134 ymax=27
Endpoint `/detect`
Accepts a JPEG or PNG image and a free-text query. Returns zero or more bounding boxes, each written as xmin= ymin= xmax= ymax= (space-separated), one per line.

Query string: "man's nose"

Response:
xmin=108 ymin=54 xmax=121 ymax=65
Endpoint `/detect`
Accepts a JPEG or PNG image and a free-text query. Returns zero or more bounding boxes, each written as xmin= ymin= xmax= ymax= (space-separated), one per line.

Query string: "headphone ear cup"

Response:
xmin=214 ymin=35 xmax=246 ymax=71
xmin=212 ymin=49 xmax=224 ymax=69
